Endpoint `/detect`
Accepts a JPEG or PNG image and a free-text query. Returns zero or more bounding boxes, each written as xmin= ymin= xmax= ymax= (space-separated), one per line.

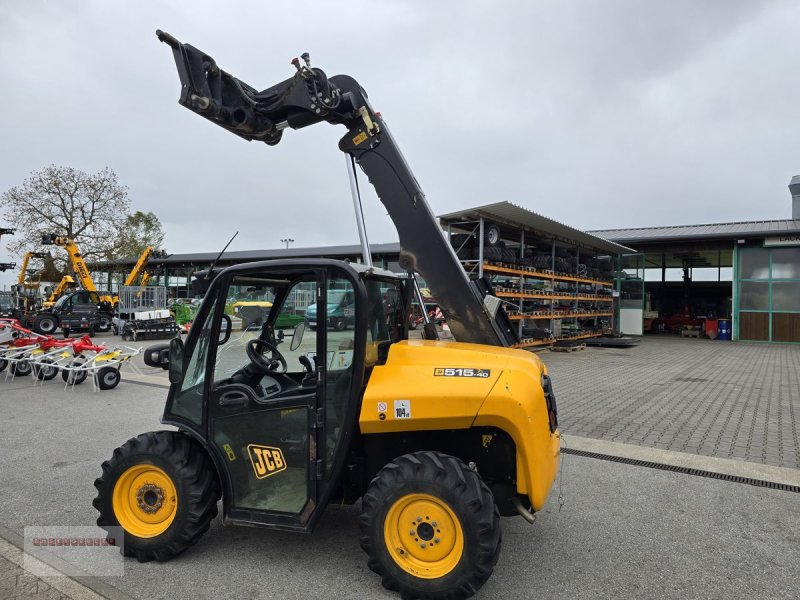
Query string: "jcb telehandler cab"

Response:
xmin=94 ymin=32 xmax=560 ymax=600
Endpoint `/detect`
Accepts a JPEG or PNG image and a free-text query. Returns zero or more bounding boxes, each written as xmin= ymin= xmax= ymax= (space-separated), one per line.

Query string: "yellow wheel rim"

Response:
xmin=112 ymin=464 xmax=178 ymax=538
xmin=384 ymin=493 xmax=464 ymax=579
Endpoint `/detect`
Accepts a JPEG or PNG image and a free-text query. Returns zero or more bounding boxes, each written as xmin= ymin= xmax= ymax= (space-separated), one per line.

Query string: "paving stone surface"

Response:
xmin=542 ymin=335 xmax=800 ymax=469
xmin=0 ymin=555 xmax=71 ymax=600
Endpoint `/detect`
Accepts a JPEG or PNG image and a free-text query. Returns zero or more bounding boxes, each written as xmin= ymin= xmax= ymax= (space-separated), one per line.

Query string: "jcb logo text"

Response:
xmin=247 ymin=444 xmax=287 ymax=479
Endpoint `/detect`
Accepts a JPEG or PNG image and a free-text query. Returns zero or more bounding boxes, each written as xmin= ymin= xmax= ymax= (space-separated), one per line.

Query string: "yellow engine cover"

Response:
xmin=359 ymin=340 xmax=560 ymax=511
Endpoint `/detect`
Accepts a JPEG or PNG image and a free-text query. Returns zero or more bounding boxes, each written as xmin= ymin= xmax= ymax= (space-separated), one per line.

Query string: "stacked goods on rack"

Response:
xmin=447 ymin=228 xmax=616 ymax=349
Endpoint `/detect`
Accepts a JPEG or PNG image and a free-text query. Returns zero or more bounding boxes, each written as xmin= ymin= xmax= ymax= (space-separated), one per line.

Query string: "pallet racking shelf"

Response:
xmin=483 ymin=261 xmax=615 ymax=348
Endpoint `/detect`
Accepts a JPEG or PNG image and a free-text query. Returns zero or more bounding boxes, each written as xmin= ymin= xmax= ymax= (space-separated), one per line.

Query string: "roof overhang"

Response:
xmin=438 ymin=201 xmax=632 ymax=255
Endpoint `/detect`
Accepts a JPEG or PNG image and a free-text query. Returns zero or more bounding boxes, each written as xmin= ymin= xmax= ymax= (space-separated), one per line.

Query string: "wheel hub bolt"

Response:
xmin=420 ymin=542 xmax=426 ymax=548
xmin=434 ymin=538 xmax=441 ymax=544
xmin=416 ymin=516 xmax=422 ymax=522
xmin=409 ymin=530 xmax=415 ymax=536
xmin=136 ymin=483 xmax=164 ymax=514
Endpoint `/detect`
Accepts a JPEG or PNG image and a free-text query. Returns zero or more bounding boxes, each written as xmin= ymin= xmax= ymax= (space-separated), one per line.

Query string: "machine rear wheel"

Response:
xmin=359 ymin=451 xmax=501 ymax=600
xmin=93 ymin=431 xmax=220 ymax=562
xmin=34 ymin=314 xmax=58 ymax=335
xmin=10 ymin=361 xmax=32 ymax=377
xmin=97 ymin=366 xmax=121 ymax=390
xmin=36 ymin=359 xmax=59 ymax=380
xmin=61 ymin=363 xmax=88 ymax=385
xmin=0 ymin=359 xmax=6 ymax=373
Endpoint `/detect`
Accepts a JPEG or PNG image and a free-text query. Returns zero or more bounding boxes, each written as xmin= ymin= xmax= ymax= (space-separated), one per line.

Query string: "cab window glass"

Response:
xmin=324 ymin=278 xmax=356 ymax=474
xmin=171 ymin=296 xmax=218 ymax=425
xmin=215 ymin=275 xmax=313 ymax=384
xmin=365 ymin=279 xmax=405 ymax=351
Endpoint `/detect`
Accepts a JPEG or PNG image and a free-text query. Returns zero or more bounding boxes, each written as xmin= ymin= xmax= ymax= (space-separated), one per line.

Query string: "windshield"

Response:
xmin=0 ymin=295 xmax=12 ymax=310
xmin=52 ymin=294 xmax=70 ymax=310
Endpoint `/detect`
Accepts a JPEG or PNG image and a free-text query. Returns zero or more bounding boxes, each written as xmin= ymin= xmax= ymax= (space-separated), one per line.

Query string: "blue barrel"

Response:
xmin=717 ymin=318 xmax=731 ymax=340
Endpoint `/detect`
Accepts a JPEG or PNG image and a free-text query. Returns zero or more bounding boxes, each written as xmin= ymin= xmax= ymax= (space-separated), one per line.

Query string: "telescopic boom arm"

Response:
xmin=42 ymin=235 xmax=98 ymax=293
xmin=124 ymin=246 xmax=155 ymax=287
xmin=156 ymin=30 xmax=518 ymax=347
xmin=17 ymin=252 xmax=48 ymax=287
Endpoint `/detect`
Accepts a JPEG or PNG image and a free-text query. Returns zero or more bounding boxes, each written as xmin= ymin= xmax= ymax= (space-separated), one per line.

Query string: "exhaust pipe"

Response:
xmin=510 ymin=497 xmax=536 ymax=524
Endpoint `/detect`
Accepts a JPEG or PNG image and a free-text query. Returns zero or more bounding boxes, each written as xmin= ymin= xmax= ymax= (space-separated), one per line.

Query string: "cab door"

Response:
xmin=202 ymin=265 xmax=362 ymax=531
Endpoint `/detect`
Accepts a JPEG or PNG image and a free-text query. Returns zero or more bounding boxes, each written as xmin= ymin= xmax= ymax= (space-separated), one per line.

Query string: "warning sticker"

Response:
xmin=377 ymin=401 xmax=388 ymax=413
xmin=393 ymin=400 xmax=411 ymax=419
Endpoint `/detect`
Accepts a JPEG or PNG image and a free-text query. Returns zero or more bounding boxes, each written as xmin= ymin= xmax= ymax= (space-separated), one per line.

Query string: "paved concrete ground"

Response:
xmin=1 ymin=334 xmax=799 ymax=598
xmin=543 ymin=335 xmax=800 ymax=469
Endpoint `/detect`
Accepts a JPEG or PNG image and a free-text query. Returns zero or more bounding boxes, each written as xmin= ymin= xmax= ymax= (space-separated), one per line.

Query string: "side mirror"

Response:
xmin=143 ymin=343 xmax=171 ymax=369
xmin=290 ymin=321 xmax=306 ymax=351
xmin=218 ymin=314 xmax=232 ymax=345
xmin=168 ymin=337 xmax=185 ymax=384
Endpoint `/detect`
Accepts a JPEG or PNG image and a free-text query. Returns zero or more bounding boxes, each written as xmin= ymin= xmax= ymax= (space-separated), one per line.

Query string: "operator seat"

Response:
xmin=239 ymin=305 xmax=268 ymax=330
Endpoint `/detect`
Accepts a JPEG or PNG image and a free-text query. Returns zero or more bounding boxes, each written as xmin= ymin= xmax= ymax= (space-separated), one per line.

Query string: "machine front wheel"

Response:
xmin=97 ymin=314 xmax=112 ymax=332
xmin=359 ymin=451 xmax=501 ymax=600
xmin=93 ymin=431 xmax=220 ymax=562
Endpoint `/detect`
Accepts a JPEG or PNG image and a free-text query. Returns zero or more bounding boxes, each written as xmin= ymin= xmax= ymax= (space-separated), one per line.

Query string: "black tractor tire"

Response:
xmin=483 ymin=247 xmax=503 ymax=262
xmin=97 ymin=314 xmax=112 ymax=332
xmin=61 ymin=362 xmax=88 ymax=385
xmin=359 ymin=451 xmax=501 ymax=600
xmin=448 ymin=233 xmax=475 ymax=250
xmin=93 ymin=431 xmax=221 ymax=562
xmin=501 ymin=248 xmax=517 ymax=264
xmin=111 ymin=324 xmax=119 ymax=336
xmin=10 ymin=360 xmax=32 ymax=377
xmin=97 ymin=366 xmax=121 ymax=390
xmin=484 ymin=223 xmax=502 ymax=247
xmin=33 ymin=314 xmax=59 ymax=335
xmin=0 ymin=359 xmax=6 ymax=372
xmin=36 ymin=359 xmax=59 ymax=381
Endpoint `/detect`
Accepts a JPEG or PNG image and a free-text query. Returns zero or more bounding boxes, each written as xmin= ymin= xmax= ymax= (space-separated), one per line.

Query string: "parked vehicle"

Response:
xmin=305 ymin=289 xmax=355 ymax=331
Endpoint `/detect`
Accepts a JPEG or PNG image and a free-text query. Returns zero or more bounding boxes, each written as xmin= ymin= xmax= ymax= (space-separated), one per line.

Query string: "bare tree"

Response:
xmin=1 ymin=165 xmax=131 ymax=275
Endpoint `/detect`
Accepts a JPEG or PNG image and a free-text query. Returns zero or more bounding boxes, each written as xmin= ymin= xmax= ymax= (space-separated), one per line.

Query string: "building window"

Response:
xmin=737 ymin=246 xmax=800 ymax=343
xmin=738 ymin=248 xmax=770 ymax=279
xmin=771 ymin=248 xmax=800 ymax=279
xmin=738 ymin=281 xmax=769 ymax=311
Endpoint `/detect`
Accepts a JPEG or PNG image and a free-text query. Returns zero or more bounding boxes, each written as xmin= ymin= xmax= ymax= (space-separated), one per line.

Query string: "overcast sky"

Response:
xmin=2 ymin=1 xmax=799 ymax=287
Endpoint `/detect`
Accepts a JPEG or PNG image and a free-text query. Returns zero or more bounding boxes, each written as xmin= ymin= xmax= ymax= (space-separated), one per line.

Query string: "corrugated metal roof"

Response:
xmin=438 ymin=201 xmax=632 ymax=255
xmin=590 ymin=219 xmax=800 ymax=243
xmin=96 ymin=242 xmax=402 ymax=268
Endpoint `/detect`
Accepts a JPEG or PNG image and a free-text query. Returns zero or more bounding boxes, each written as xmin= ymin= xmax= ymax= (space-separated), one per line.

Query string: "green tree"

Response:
xmin=113 ymin=211 xmax=167 ymax=260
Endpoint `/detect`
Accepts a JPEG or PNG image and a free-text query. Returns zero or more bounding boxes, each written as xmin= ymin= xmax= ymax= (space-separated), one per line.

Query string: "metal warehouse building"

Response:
xmin=97 ymin=179 xmax=800 ymax=344
xmin=592 ymin=177 xmax=800 ymax=343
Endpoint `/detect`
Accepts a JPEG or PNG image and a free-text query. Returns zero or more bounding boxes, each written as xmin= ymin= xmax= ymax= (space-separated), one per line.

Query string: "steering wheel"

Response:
xmin=246 ymin=339 xmax=288 ymax=374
